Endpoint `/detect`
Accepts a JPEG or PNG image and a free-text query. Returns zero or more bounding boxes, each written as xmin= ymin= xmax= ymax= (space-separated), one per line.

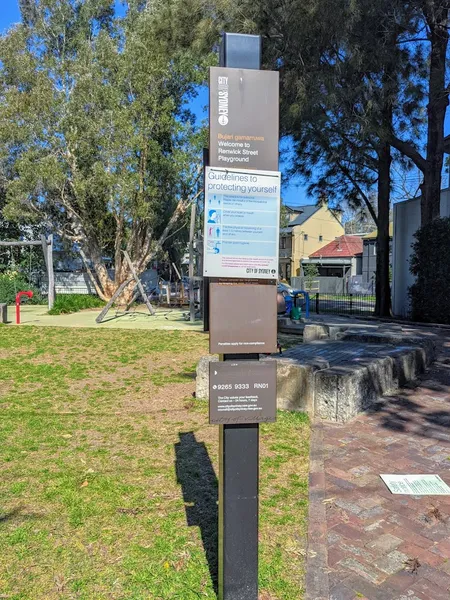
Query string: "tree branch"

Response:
xmin=320 ymin=110 xmax=379 ymax=173
xmin=387 ymin=133 xmax=427 ymax=172
xmin=338 ymin=162 xmax=379 ymax=225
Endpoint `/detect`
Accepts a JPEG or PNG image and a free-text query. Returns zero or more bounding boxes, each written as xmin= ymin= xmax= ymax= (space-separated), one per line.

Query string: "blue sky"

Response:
xmin=0 ymin=2 xmax=20 ymax=27
xmin=0 ymin=0 xmax=310 ymax=207
xmin=2 ymin=1 xmax=447 ymax=210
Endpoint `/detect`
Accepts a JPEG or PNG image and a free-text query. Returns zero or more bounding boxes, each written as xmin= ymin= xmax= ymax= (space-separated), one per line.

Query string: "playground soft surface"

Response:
xmin=7 ymin=304 xmax=204 ymax=331
xmin=0 ymin=326 xmax=309 ymax=600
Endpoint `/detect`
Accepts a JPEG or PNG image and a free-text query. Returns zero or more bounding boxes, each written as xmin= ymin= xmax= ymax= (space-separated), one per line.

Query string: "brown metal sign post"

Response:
xmin=206 ymin=33 xmax=280 ymax=600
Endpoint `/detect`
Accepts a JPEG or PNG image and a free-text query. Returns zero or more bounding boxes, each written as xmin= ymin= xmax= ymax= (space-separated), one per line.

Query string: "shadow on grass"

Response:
xmin=179 ymin=372 xmax=196 ymax=380
xmin=0 ymin=505 xmax=24 ymax=522
xmin=175 ymin=432 xmax=218 ymax=594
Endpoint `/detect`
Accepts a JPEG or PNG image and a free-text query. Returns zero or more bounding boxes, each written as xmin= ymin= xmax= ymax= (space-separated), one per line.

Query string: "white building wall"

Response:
xmin=40 ymin=269 xmax=158 ymax=295
xmin=392 ymin=189 xmax=450 ymax=317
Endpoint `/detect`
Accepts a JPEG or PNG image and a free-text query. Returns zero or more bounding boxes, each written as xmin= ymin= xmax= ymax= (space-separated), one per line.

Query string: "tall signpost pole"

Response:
xmin=203 ymin=147 xmax=210 ymax=332
xmin=189 ymin=202 xmax=197 ymax=323
xmin=206 ymin=33 xmax=280 ymax=600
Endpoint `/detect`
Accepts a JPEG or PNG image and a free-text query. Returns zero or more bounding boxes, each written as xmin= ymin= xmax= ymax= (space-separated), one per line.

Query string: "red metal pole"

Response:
xmin=15 ymin=291 xmax=33 ymax=325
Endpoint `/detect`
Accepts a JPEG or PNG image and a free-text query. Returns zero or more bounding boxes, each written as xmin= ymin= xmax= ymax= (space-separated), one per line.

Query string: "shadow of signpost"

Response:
xmin=0 ymin=506 xmax=23 ymax=523
xmin=174 ymin=432 xmax=218 ymax=594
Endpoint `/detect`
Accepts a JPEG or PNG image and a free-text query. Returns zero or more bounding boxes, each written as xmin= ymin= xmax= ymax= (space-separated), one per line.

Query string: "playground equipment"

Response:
xmin=16 ymin=291 xmax=33 ymax=324
xmin=96 ymin=250 xmax=155 ymax=324
xmin=277 ymin=290 xmax=287 ymax=314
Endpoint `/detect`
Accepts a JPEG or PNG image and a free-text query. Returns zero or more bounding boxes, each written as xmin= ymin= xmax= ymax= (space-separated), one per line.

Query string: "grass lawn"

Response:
xmin=0 ymin=326 xmax=309 ymax=600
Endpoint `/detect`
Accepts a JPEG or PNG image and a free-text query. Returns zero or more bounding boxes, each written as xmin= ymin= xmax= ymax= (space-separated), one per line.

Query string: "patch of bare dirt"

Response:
xmin=64 ymin=350 xmax=201 ymax=395
xmin=0 ymin=381 xmax=14 ymax=397
xmin=121 ymin=381 xmax=196 ymax=413
xmin=0 ymin=346 xmax=32 ymax=360
xmin=259 ymin=592 xmax=279 ymax=600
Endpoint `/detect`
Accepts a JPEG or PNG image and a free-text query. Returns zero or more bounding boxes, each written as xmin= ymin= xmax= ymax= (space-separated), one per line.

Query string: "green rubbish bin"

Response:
xmin=291 ymin=306 xmax=301 ymax=320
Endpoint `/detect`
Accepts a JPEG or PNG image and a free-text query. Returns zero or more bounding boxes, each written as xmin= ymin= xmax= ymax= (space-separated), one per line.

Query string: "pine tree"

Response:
xmin=222 ymin=0 xmax=414 ymax=315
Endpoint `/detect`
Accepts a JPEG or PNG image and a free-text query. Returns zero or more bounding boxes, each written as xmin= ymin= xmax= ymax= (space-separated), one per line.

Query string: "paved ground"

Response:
xmin=307 ymin=332 xmax=450 ymax=600
xmin=5 ymin=304 xmax=204 ymax=331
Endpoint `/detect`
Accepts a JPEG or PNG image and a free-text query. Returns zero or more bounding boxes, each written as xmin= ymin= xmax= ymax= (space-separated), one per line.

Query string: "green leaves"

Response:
xmin=409 ymin=217 xmax=450 ymax=324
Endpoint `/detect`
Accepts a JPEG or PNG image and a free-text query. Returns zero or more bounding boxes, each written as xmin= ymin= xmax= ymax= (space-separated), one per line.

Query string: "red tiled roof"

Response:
xmin=309 ymin=235 xmax=363 ymax=258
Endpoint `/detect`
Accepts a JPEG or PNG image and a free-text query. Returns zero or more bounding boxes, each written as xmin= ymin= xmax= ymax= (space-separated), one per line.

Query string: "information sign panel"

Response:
xmin=203 ymin=167 xmax=280 ymax=279
xmin=209 ymin=67 xmax=279 ymax=171
xmin=209 ymin=361 xmax=277 ymax=425
xmin=380 ymin=474 xmax=450 ymax=495
xmin=209 ymin=281 xmax=277 ymax=354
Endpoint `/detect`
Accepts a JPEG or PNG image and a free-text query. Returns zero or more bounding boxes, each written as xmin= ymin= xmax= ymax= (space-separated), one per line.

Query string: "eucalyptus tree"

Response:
xmin=0 ymin=0 xmax=214 ymax=300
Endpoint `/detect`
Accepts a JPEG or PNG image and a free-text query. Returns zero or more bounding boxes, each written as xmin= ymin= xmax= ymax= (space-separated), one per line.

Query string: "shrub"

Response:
xmin=303 ymin=263 xmax=319 ymax=291
xmin=0 ymin=271 xmax=43 ymax=305
xmin=48 ymin=294 xmax=105 ymax=315
xmin=409 ymin=217 xmax=450 ymax=324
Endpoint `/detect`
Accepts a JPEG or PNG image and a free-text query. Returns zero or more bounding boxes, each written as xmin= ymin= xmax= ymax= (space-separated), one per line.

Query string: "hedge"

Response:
xmin=409 ymin=217 xmax=450 ymax=324
xmin=0 ymin=272 xmax=43 ymax=305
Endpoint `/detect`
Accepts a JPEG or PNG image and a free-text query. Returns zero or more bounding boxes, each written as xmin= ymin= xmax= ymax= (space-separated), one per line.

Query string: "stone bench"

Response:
xmin=314 ymin=343 xmax=434 ymax=422
xmin=196 ymin=334 xmax=436 ymax=423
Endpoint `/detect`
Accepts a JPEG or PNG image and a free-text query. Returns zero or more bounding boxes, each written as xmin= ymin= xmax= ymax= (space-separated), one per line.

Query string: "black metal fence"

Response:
xmin=311 ymin=293 xmax=375 ymax=316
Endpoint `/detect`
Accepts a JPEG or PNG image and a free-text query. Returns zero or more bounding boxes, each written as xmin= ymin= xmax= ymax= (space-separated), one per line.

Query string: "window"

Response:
xmin=304 ymin=234 xmax=308 ymax=241
xmin=373 ymin=244 xmax=377 ymax=256
xmin=319 ymin=235 xmax=323 ymax=242
xmin=280 ymin=237 xmax=286 ymax=249
xmin=356 ymin=255 xmax=363 ymax=276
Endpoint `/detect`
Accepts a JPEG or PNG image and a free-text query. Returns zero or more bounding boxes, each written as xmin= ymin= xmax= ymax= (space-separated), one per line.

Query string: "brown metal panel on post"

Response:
xmin=209 ymin=280 xmax=277 ymax=355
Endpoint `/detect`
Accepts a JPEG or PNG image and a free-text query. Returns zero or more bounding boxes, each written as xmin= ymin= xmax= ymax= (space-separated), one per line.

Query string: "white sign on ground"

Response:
xmin=203 ymin=167 xmax=280 ymax=279
xmin=380 ymin=474 xmax=450 ymax=495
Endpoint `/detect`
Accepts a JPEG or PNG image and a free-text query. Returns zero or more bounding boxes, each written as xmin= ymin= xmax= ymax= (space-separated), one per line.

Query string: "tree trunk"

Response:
xmin=375 ymin=141 xmax=391 ymax=317
xmin=421 ymin=3 xmax=450 ymax=225
xmin=74 ymin=183 xmax=201 ymax=302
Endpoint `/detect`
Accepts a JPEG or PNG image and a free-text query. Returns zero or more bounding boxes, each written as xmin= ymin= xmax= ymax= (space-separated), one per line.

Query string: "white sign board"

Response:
xmin=380 ymin=474 xmax=450 ymax=495
xmin=203 ymin=167 xmax=280 ymax=279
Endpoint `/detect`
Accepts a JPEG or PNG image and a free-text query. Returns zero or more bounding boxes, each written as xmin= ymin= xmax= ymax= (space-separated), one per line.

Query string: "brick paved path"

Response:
xmin=306 ymin=334 xmax=450 ymax=600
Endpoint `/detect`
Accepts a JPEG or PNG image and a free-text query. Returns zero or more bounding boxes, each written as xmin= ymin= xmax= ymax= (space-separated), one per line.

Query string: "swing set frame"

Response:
xmin=0 ymin=235 xmax=55 ymax=310
xmin=95 ymin=250 xmax=155 ymax=324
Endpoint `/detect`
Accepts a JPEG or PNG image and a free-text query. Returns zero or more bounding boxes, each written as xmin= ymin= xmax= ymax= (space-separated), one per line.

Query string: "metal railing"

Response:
xmin=53 ymin=286 xmax=96 ymax=295
xmin=311 ymin=293 xmax=375 ymax=316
